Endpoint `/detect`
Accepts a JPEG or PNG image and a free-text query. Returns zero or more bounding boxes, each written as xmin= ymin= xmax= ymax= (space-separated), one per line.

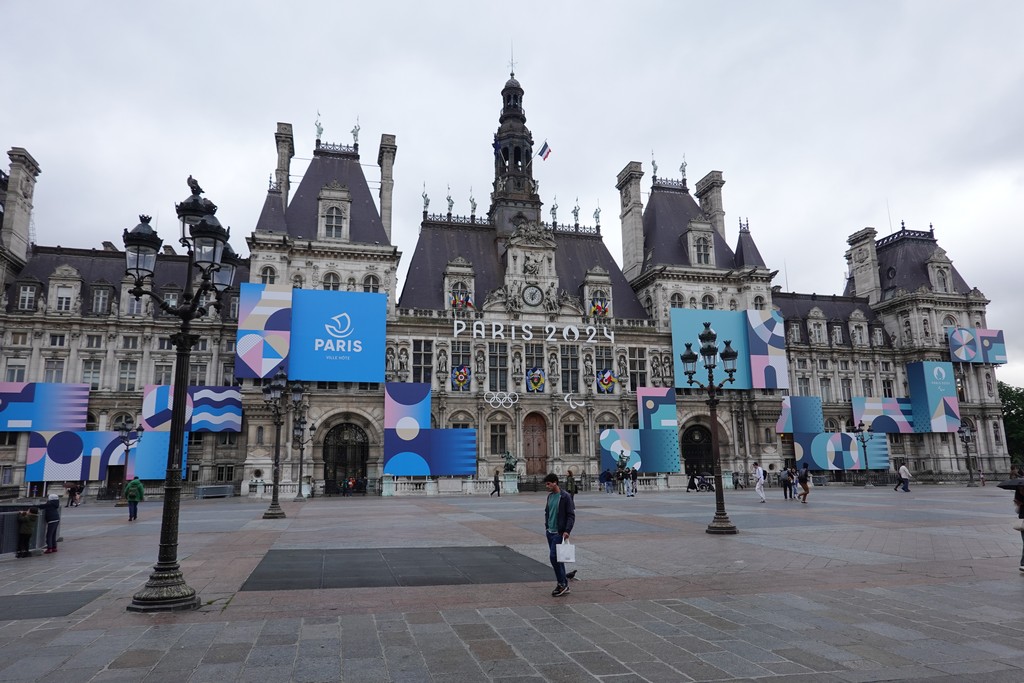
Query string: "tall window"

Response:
xmin=811 ymin=322 xmax=824 ymax=343
xmin=260 ymin=267 xmax=276 ymax=285
xmin=560 ymin=344 xmax=579 ymax=393
xmin=694 ymin=236 xmax=711 ymax=265
xmin=819 ymin=378 xmax=833 ymax=403
xmin=50 ymin=334 xmax=66 ymax=347
xmin=43 ymin=359 xmax=65 ymax=383
xmin=122 ymin=335 xmax=139 ymax=350
xmin=413 ymin=339 xmax=433 ymax=384
xmin=670 ymin=293 xmax=684 ymax=308
xmin=797 ymin=377 xmax=810 ymax=396
xmin=82 ymin=360 xmax=102 ymax=390
xmin=221 ymin=363 xmax=235 ymax=386
xmin=18 ymin=285 xmax=36 ymax=311
xmin=883 ymin=379 xmax=895 ymax=398
xmin=701 ymin=294 xmax=715 ymax=310
xmin=163 ymin=292 xmax=179 ymax=309
xmin=189 ymin=363 xmax=207 ymax=385
xmin=563 ymin=424 xmax=580 ymax=454
xmin=861 ymin=378 xmax=874 ymax=397
xmin=841 ymin=378 xmax=853 ymax=401
xmin=92 ymin=288 xmax=109 ymax=314
xmin=832 ymin=326 xmax=843 ymax=344
xmin=753 ymin=296 xmax=765 ymax=310
xmin=488 ymin=342 xmax=508 ymax=391
xmin=127 ymin=297 xmax=144 ymax=315
xmin=451 ymin=340 xmax=471 ymax=391
xmin=325 ymin=206 xmax=344 ymax=238
xmin=490 ymin=424 xmax=507 ymax=454
xmin=5 ymin=360 xmax=27 ymax=382
xmin=628 ymin=347 xmax=647 ymax=389
xmin=117 ymin=360 xmax=138 ymax=391
xmin=525 ymin=343 xmax=544 ymax=373
xmin=56 ymin=286 xmax=73 ymax=312
xmin=158 ymin=337 xmax=174 ymax=351
xmin=595 ymin=345 xmax=613 ymax=374
xmin=363 ymin=275 xmax=380 ymax=293
xmin=322 ymin=273 xmax=340 ymax=291
xmin=86 ymin=334 xmax=103 ymax=349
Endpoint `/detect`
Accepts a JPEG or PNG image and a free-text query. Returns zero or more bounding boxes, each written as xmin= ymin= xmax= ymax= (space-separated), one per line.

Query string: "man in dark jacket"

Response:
xmin=543 ymin=473 xmax=575 ymax=597
xmin=39 ymin=494 xmax=61 ymax=553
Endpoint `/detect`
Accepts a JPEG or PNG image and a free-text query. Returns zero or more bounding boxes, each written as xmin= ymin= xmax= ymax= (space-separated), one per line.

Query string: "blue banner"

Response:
xmin=288 ymin=290 xmax=387 ymax=382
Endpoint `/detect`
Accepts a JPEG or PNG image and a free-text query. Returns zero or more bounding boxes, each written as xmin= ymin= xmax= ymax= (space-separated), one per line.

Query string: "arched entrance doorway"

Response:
xmin=322 ymin=423 xmax=369 ymax=495
xmin=523 ymin=413 xmax=548 ymax=475
xmin=681 ymin=425 xmax=713 ymax=475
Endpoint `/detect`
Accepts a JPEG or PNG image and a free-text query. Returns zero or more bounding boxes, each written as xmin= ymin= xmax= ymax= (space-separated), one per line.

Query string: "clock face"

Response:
xmin=523 ymin=285 xmax=543 ymax=306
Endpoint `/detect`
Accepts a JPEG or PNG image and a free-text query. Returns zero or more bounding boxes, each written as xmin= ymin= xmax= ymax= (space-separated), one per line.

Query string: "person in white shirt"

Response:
xmin=895 ymin=463 xmax=912 ymax=492
xmin=753 ymin=462 xmax=766 ymax=503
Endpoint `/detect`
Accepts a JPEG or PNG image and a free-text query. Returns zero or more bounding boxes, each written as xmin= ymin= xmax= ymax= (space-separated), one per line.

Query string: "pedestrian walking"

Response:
xmin=16 ymin=507 xmax=37 ymax=558
xmin=779 ymin=467 xmax=792 ymax=500
xmin=753 ymin=462 xmax=766 ymax=503
xmin=895 ymin=463 xmax=911 ymax=492
xmin=797 ymin=463 xmax=811 ymax=503
xmin=628 ymin=468 xmax=638 ymax=497
xmin=39 ymin=493 xmax=61 ymax=553
xmin=543 ymin=473 xmax=575 ymax=597
xmin=615 ymin=468 xmax=625 ymax=494
xmin=790 ymin=467 xmax=799 ymax=498
xmin=1013 ymin=484 xmax=1024 ymax=573
xmin=490 ymin=468 xmax=501 ymax=497
xmin=565 ymin=470 xmax=578 ymax=499
xmin=124 ymin=476 xmax=144 ymax=521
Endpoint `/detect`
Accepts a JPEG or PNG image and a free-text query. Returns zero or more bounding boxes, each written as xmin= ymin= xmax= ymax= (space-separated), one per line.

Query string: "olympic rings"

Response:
xmin=484 ymin=391 xmax=520 ymax=408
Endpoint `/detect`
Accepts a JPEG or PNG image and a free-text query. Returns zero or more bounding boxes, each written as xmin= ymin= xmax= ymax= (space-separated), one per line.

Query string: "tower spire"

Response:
xmin=488 ymin=70 xmax=542 ymax=235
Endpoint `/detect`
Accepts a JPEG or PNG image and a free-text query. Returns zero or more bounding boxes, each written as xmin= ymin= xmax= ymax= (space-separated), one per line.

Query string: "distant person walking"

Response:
xmin=753 ymin=462 xmax=766 ymax=503
xmin=628 ymin=468 xmax=638 ymax=497
xmin=1013 ymin=484 xmax=1024 ymax=573
xmin=797 ymin=463 xmax=811 ymax=503
xmin=895 ymin=464 xmax=911 ymax=492
xmin=491 ymin=468 xmax=501 ymax=497
xmin=39 ymin=493 xmax=61 ymax=553
xmin=565 ymin=470 xmax=578 ymax=499
xmin=779 ymin=467 xmax=792 ymax=500
xmin=124 ymin=476 xmax=144 ymax=521
xmin=543 ymin=473 xmax=575 ymax=597
xmin=790 ymin=467 xmax=799 ymax=498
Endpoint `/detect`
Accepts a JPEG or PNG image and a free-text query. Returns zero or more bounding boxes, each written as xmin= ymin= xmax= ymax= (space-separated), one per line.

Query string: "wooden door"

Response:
xmin=523 ymin=413 xmax=548 ymax=475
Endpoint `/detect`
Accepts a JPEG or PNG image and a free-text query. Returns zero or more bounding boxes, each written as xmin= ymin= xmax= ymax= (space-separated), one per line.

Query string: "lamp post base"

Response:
xmin=292 ymin=493 xmax=305 ymax=502
xmin=262 ymin=503 xmax=286 ymax=519
xmin=706 ymin=514 xmax=738 ymax=535
xmin=127 ymin=565 xmax=201 ymax=613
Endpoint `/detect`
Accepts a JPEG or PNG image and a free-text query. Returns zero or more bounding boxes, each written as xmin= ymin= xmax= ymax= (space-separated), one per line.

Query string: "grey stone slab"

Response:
xmin=0 ymin=589 xmax=107 ymax=620
xmin=185 ymin=662 xmax=244 ymax=682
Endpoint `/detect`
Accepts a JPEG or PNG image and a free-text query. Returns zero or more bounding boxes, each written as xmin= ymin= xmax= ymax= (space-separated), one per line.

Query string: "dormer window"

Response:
xmin=317 ymin=181 xmax=351 ymax=240
xmin=55 ymin=286 xmax=73 ymax=312
xmin=260 ymin=267 xmax=276 ymax=285
xmin=325 ymin=207 xmax=344 ymax=239
xmin=937 ymin=270 xmax=948 ymax=292
xmin=363 ymin=274 xmax=380 ymax=293
xmin=92 ymin=288 xmax=110 ymax=315
xmin=17 ymin=285 xmax=35 ymax=311
xmin=694 ymin=236 xmax=711 ymax=265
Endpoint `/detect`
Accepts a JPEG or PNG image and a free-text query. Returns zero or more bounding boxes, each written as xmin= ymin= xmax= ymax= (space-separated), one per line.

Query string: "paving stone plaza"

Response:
xmin=1 ymin=484 xmax=1023 ymax=682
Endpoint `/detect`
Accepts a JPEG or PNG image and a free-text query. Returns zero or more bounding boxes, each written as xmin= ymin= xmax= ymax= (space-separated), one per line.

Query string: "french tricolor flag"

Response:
xmin=538 ymin=141 xmax=552 ymax=160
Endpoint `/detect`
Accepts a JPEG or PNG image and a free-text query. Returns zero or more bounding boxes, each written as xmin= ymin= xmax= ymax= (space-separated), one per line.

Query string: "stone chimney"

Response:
xmin=377 ymin=134 xmax=398 ymax=242
xmin=845 ymin=227 xmax=881 ymax=304
xmin=694 ymin=170 xmax=726 ymax=239
xmin=274 ymin=123 xmax=294 ymax=209
xmin=1 ymin=147 xmax=41 ymax=265
xmin=616 ymin=161 xmax=644 ymax=281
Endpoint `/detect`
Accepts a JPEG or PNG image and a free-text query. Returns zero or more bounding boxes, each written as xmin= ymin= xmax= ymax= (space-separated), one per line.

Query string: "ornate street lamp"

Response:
xmin=680 ymin=322 xmax=739 ymax=534
xmin=262 ymin=368 xmax=305 ymax=517
xmin=292 ymin=403 xmax=315 ymax=502
xmin=115 ymin=420 xmax=145 ymax=462
xmin=853 ymin=420 xmax=874 ymax=487
xmin=958 ymin=425 xmax=976 ymax=487
xmin=122 ymin=178 xmax=237 ymax=613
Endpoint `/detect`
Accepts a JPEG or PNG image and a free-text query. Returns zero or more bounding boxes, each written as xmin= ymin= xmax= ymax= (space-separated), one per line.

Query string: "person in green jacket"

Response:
xmin=124 ymin=476 xmax=144 ymax=522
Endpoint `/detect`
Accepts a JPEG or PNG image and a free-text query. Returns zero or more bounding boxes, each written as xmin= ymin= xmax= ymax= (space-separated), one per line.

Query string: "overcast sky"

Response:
xmin=4 ymin=1 xmax=1023 ymax=386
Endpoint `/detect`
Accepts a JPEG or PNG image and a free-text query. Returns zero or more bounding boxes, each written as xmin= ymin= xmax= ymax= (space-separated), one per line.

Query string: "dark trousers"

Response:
xmin=782 ymin=482 xmax=792 ymax=499
xmin=546 ymin=531 xmax=568 ymax=586
xmin=127 ymin=500 xmax=139 ymax=520
xmin=16 ymin=533 xmax=31 ymax=557
xmin=45 ymin=521 xmax=59 ymax=550
xmin=491 ymin=481 xmax=500 ymax=496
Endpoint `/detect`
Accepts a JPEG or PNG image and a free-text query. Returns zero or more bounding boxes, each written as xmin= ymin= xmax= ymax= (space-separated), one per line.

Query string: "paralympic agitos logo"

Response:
xmin=313 ymin=312 xmax=363 ymax=353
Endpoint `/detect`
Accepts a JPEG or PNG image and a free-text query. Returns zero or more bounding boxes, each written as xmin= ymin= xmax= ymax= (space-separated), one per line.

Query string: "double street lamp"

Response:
xmin=122 ymin=178 xmax=239 ymax=612
xmin=680 ymin=322 xmax=739 ymax=535
xmin=262 ymin=368 xmax=305 ymax=518
xmin=958 ymin=425 xmax=976 ymax=487
xmin=853 ymin=420 xmax=874 ymax=487
xmin=293 ymin=406 xmax=315 ymax=502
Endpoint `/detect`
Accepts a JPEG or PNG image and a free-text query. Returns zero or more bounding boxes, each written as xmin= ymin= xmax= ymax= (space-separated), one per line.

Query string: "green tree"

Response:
xmin=998 ymin=381 xmax=1024 ymax=466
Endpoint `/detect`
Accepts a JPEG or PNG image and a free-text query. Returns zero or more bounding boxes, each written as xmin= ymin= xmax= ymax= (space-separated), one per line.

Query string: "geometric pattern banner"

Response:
xmin=775 ymin=396 xmax=824 ymax=434
xmin=636 ymin=387 xmax=677 ymax=431
xmin=852 ymin=397 xmax=915 ymax=434
xmin=234 ymin=283 xmax=292 ymax=379
xmin=24 ymin=430 xmax=186 ymax=482
xmin=794 ymin=431 xmax=890 ymax=471
xmin=746 ymin=310 xmax=790 ymax=389
xmin=141 ymin=385 xmax=242 ymax=433
xmin=598 ymin=427 xmax=681 ymax=473
xmin=948 ymin=327 xmax=1007 ymax=364
xmin=907 ymin=361 xmax=960 ymax=433
xmin=0 ymin=383 xmax=90 ymax=432
xmin=383 ymin=382 xmax=476 ymax=476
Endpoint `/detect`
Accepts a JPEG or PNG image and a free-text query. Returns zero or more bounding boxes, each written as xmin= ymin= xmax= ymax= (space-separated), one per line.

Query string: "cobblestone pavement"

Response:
xmin=1 ymin=484 xmax=1023 ymax=682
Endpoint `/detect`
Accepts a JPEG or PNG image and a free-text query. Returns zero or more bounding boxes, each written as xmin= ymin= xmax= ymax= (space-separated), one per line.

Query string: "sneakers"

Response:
xmin=566 ymin=570 xmax=578 ymax=581
xmin=1019 ymin=566 xmax=1024 ymax=573
xmin=552 ymin=584 xmax=570 ymax=597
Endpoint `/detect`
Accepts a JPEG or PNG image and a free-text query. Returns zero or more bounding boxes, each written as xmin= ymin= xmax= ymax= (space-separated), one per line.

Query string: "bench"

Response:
xmin=194 ymin=485 xmax=235 ymax=499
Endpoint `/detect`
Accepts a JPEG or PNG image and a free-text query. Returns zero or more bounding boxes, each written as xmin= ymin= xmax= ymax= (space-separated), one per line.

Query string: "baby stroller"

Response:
xmin=696 ymin=473 xmax=715 ymax=492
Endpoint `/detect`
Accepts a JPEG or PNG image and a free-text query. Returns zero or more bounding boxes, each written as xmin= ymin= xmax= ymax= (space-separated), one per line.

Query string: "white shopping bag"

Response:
xmin=555 ymin=541 xmax=576 ymax=564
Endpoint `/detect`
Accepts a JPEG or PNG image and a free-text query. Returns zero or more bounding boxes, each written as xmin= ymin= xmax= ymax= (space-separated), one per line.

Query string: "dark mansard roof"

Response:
xmin=843 ymin=227 xmax=972 ymax=300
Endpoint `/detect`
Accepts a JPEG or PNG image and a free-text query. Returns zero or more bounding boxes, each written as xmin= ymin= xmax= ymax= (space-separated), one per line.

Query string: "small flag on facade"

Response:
xmin=538 ymin=141 xmax=551 ymax=160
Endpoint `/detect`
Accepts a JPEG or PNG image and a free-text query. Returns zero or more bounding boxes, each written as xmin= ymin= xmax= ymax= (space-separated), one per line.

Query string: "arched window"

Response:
xmin=701 ymin=294 xmax=715 ymax=310
xmin=943 ymin=315 xmax=958 ymax=329
xmin=937 ymin=269 xmax=948 ymax=292
xmin=260 ymin=267 xmax=276 ymax=285
xmin=111 ymin=413 xmax=134 ymax=431
xmin=753 ymin=296 xmax=765 ymax=311
xmin=363 ymin=275 xmax=380 ymax=293
xmin=694 ymin=237 xmax=711 ymax=265
xmin=85 ymin=412 xmax=98 ymax=432
xmin=670 ymin=293 xmax=684 ymax=308
xmin=325 ymin=206 xmax=344 ymax=238
xmin=322 ymin=273 xmax=341 ymax=291
xmin=824 ymin=419 xmax=839 ymax=433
